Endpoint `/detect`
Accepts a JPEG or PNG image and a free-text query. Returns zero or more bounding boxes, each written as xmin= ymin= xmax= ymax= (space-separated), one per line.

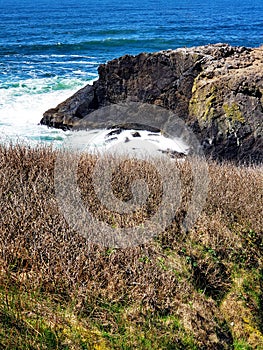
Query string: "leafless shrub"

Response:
xmin=0 ymin=143 xmax=262 ymax=348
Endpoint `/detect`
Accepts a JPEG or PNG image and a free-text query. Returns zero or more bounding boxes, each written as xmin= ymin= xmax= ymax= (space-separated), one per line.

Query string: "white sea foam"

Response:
xmin=0 ymin=78 xmax=188 ymax=157
xmin=0 ymin=77 xmax=94 ymax=146
xmin=38 ymin=61 xmax=99 ymax=65
xmin=67 ymin=128 xmax=189 ymax=159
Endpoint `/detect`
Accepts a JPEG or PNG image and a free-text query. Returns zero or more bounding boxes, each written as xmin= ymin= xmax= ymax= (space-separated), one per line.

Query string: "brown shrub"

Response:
xmin=0 ymin=143 xmax=262 ymax=348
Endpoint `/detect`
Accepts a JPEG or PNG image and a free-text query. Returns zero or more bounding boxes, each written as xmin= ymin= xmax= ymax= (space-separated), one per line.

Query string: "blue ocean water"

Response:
xmin=0 ymin=0 xmax=262 ymax=144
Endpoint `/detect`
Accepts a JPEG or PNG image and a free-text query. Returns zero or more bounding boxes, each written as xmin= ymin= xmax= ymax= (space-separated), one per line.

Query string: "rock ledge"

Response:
xmin=40 ymin=44 xmax=263 ymax=163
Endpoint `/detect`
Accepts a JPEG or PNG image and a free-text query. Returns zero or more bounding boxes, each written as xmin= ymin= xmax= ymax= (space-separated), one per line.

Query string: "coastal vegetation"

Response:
xmin=0 ymin=143 xmax=262 ymax=349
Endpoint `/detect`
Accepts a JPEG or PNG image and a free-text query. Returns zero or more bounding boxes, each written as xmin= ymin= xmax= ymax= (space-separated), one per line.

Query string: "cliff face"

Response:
xmin=40 ymin=44 xmax=263 ymax=163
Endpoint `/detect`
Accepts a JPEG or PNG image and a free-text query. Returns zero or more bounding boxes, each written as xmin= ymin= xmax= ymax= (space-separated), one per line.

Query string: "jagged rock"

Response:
xmin=40 ymin=44 xmax=263 ymax=163
xmin=107 ymin=123 xmax=160 ymax=133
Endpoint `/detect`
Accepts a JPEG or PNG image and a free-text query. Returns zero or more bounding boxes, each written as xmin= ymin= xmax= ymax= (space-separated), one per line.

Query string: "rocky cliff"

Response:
xmin=40 ymin=44 xmax=263 ymax=163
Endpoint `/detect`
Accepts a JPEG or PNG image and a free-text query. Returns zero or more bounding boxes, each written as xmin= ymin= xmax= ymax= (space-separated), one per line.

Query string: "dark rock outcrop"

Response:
xmin=40 ymin=44 xmax=263 ymax=163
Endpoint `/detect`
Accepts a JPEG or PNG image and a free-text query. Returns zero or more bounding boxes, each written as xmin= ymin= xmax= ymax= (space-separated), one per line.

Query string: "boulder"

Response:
xmin=40 ymin=44 xmax=263 ymax=163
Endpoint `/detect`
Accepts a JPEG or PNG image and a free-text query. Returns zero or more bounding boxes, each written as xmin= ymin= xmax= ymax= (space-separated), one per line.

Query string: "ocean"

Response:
xmin=1 ymin=0 xmax=262 ymax=146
